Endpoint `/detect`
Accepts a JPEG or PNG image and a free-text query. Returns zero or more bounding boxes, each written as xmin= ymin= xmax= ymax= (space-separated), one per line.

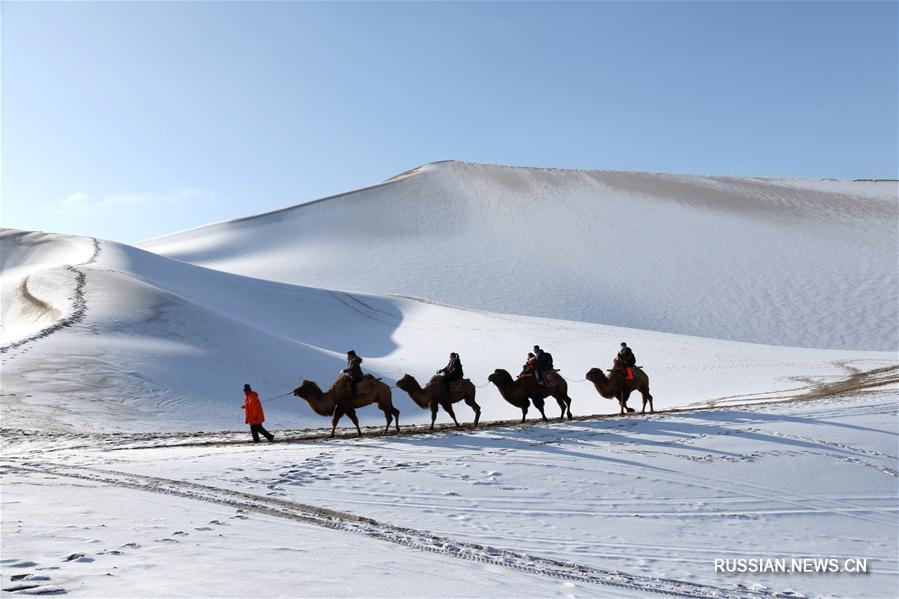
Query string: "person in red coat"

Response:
xmin=241 ymin=384 xmax=275 ymax=442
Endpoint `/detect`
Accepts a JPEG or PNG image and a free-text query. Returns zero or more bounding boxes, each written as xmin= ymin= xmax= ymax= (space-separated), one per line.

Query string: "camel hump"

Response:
xmin=611 ymin=365 xmax=645 ymax=382
xmin=328 ymin=373 xmax=378 ymax=390
xmin=427 ymin=375 xmax=468 ymax=386
xmin=426 ymin=375 xmax=468 ymax=393
xmin=450 ymin=379 xmax=469 ymax=393
xmin=543 ymin=371 xmax=558 ymax=388
xmin=328 ymin=374 xmax=348 ymax=392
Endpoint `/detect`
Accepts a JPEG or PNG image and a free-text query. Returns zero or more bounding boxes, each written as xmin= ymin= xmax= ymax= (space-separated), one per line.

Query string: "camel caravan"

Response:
xmin=278 ymin=343 xmax=653 ymax=439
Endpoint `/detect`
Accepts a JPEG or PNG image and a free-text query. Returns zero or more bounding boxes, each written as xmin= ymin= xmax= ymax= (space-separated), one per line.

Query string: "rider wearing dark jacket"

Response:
xmin=343 ymin=350 xmax=364 ymax=395
xmin=617 ymin=342 xmax=636 ymax=367
xmin=533 ymin=345 xmax=551 ymax=384
xmin=437 ymin=352 xmax=463 ymax=391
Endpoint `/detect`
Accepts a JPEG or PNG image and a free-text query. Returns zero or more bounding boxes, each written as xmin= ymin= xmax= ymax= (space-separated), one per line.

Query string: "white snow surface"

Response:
xmin=1 ymin=229 xmax=893 ymax=433
xmin=139 ymin=161 xmax=898 ymax=351
xmin=2 ymin=393 xmax=896 ymax=597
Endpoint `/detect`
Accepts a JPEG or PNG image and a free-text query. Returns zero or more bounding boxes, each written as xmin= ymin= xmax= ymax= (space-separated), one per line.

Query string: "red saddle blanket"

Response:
xmin=450 ymin=379 xmax=466 ymax=393
xmin=543 ymin=372 xmax=557 ymax=387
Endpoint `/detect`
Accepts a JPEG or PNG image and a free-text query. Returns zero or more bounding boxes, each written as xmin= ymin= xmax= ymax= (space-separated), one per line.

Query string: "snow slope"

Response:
xmin=2 ymin=163 xmax=897 ymax=599
xmin=139 ymin=161 xmax=898 ymax=351
xmin=0 ymin=231 xmax=98 ymax=345
xmin=1 ymin=229 xmax=893 ymax=433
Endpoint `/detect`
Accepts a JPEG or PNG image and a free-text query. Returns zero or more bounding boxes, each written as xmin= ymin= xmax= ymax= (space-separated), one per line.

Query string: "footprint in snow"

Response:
xmin=2 ymin=560 xmax=38 ymax=568
xmin=3 ymin=584 xmax=67 ymax=595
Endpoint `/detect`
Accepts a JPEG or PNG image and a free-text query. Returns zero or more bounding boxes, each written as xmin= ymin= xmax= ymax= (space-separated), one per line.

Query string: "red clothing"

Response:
xmin=244 ymin=391 xmax=265 ymax=425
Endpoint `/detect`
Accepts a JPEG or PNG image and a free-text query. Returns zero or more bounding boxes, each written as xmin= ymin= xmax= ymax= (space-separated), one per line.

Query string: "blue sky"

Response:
xmin=2 ymin=1 xmax=896 ymax=243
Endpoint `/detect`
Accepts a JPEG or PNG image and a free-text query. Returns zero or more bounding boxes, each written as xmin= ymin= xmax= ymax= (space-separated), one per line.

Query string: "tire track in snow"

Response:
xmin=1 ymin=458 xmax=789 ymax=599
xmin=1 ymin=237 xmax=101 ymax=357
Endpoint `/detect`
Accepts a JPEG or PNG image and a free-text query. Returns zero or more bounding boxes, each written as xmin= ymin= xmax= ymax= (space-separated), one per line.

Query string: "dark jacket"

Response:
xmin=439 ymin=356 xmax=463 ymax=381
xmin=617 ymin=347 xmax=636 ymax=367
xmin=343 ymin=355 xmax=364 ymax=380
xmin=534 ymin=350 xmax=551 ymax=370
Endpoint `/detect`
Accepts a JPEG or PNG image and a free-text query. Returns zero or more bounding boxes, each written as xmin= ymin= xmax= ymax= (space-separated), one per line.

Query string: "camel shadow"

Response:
xmin=384 ymin=406 xmax=895 ymax=464
xmin=390 ymin=428 xmax=677 ymax=473
xmin=678 ymin=408 xmax=898 ymax=438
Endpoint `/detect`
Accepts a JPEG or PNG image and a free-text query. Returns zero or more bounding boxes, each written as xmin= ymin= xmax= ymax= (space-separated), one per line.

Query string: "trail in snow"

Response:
xmin=3 ymin=393 xmax=894 ymax=598
xmin=0 ymin=237 xmax=100 ymax=357
xmin=0 ymin=458 xmax=786 ymax=599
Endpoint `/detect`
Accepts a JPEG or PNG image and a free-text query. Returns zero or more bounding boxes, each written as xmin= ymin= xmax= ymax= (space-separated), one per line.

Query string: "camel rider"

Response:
xmin=617 ymin=342 xmax=636 ymax=368
xmin=533 ymin=345 xmax=552 ymax=384
xmin=343 ymin=350 xmax=364 ymax=395
xmin=523 ymin=352 xmax=537 ymax=376
xmin=437 ymin=352 xmax=463 ymax=392
xmin=617 ymin=342 xmax=637 ymax=380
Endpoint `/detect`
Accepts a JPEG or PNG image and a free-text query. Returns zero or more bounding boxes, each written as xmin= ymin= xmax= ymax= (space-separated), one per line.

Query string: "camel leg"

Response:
xmin=621 ymin=390 xmax=635 ymax=414
xmin=345 ymin=407 xmax=362 ymax=437
xmin=430 ymin=401 xmax=439 ymax=431
xmin=641 ymin=386 xmax=654 ymax=414
xmin=331 ymin=405 xmax=345 ymax=438
xmin=616 ymin=391 xmax=626 ymax=415
xmin=442 ymin=402 xmax=460 ymax=429
xmin=520 ymin=403 xmax=529 ymax=423
xmin=563 ymin=396 xmax=573 ymax=419
xmin=533 ymin=397 xmax=548 ymax=423
xmin=382 ymin=406 xmax=393 ymax=434
xmin=554 ymin=396 xmax=567 ymax=420
xmin=392 ymin=407 xmax=400 ymax=432
xmin=464 ymin=398 xmax=481 ymax=427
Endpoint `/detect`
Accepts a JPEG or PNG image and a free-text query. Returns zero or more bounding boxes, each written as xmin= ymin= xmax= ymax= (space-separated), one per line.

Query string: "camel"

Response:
xmin=585 ymin=362 xmax=653 ymax=415
xmin=487 ymin=368 xmax=573 ymax=423
xmin=292 ymin=374 xmax=399 ymax=437
xmin=395 ymin=374 xmax=481 ymax=430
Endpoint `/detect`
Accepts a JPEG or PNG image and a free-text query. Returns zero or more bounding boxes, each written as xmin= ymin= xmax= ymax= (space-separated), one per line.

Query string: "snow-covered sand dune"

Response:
xmin=0 ymin=228 xmax=893 ymax=433
xmin=140 ymin=161 xmax=898 ymax=351
xmin=2 ymin=163 xmax=897 ymax=598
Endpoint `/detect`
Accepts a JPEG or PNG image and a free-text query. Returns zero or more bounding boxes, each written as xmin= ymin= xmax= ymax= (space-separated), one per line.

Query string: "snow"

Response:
xmin=1 ymin=218 xmax=895 ymax=433
xmin=0 ymin=228 xmax=892 ymax=433
xmin=139 ymin=161 xmax=898 ymax=351
xmin=2 ymin=161 xmax=897 ymax=597
xmin=0 ymin=231 xmax=96 ymax=344
xmin=3 ymin=393 xmax=896 ymax=597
